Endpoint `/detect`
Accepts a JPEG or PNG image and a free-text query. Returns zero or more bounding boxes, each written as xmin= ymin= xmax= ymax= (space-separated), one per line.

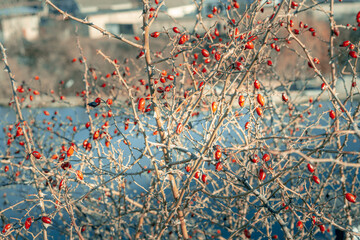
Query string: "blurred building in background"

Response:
xmin=0 ymin=0 xmax=223 ymax=41
xmin=73 ymin=0 xmax=198 ymax=38
xmin=1 ymin=0 xmax=358 ymax=43
xmin=0 ymin=0 xmax=41 ymax=42
xmin=0 ymin=0 xmax=359 ymax=41
xmin=75 ymin=0 xmax=142 ymax=38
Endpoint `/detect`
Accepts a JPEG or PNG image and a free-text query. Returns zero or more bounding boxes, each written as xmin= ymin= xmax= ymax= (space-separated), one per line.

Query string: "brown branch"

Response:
xmin=44 ymin=0 xmax=143 ymax=49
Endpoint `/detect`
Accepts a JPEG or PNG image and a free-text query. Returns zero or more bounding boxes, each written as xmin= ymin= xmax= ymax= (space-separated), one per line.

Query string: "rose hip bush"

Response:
xmin=1 ymin=0 xmax=360 ymax=239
